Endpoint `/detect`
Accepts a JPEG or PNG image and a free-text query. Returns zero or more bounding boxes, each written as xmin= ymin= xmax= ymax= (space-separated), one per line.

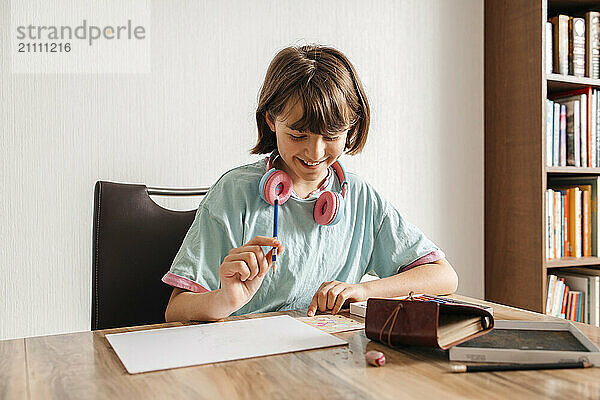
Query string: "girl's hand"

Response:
xmin=219 ymin=236 xmax=284 ymax=311
xmin=307 ymin=281 xmax=368 ymax=316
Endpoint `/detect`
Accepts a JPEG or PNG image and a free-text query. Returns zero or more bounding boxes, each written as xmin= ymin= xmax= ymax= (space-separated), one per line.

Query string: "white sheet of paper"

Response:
xmin=106 ymin=315 xmax=347 ymax=374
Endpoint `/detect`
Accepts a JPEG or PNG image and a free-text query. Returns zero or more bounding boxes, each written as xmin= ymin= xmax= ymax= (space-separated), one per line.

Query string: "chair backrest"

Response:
xmin=91 ymin=181 xmax=209 ymax=330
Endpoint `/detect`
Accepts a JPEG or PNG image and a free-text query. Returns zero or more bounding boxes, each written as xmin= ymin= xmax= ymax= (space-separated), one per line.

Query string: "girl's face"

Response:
xmin=266 ymin=101 xmax=347 ymax=194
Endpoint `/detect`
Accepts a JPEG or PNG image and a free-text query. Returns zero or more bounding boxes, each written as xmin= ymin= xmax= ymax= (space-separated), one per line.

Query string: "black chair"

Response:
xmin=91 ymin=181 xmax=209 ymax=330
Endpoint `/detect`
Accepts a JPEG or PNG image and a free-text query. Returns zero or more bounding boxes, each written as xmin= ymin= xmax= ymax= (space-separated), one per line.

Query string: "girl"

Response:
xmin=163 ymin=45 xmax=458 ymax=322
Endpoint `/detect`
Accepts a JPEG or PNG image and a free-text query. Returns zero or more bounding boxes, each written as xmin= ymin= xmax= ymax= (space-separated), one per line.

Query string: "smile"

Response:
xmin=299 ymin=158 xmax=325 ymax=167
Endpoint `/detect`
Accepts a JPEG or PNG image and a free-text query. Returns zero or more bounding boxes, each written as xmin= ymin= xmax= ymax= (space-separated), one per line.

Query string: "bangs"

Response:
xmin=283 ymin=82 xmax=358 ymax=137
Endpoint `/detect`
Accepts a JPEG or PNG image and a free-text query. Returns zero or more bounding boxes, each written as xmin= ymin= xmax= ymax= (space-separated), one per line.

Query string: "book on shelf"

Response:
xmin=548 ymin=87 xmax=600 ymax=168
xmin=568 ymin=267 xmax=600 ymax=327
xmin=546 ymin=21 xmax=554 ymax=74
xmin=551 ymin=88 xmax=592 ymax=166
xmin=550 ymin=92 xmax=587 ymax=167
xmin=551 ymin=176 xmax=599 ymax=257
xmin=550 ymin=12 xmax=600 ymax=79
xmin=546 ymin=273 xmax=586 ymax=324
xmin=547 ymin=269 xmax=600 ymax=327
xmin=547 ymin=99 xmax=554 ymax=167
xmin=592 ymin=90 xmax=598 ymax=168
xmin=560 ymin=104 xmax=567 ymax=166
xmin=585 ymin=11 xmax=600 ymax=79
xmin=553 ymin=102 xmax=560 ymax=166
xmin=569 ymin=17 xmax=586 ymax=77
xmin=551 ymin=14 xmax=570 ymax=75
xmin=547 ymin=186 xmax=586 ymax=258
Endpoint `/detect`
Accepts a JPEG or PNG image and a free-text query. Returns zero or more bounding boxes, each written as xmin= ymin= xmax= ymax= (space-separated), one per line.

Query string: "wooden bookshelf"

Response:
xmin=546 ymin=256 xmax=600 ymax=268
xmin=547 ymin=166 xmax=600 ymax=173
xmin=485 ymin=0 xmax=600 ymax=313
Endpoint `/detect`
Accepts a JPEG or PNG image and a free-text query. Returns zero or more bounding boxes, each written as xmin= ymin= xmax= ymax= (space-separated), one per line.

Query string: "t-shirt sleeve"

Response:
xmin=366 ymin=202 xmax=445 ymax=278
xmin=161 ymin=205 xmax=237 ymax=293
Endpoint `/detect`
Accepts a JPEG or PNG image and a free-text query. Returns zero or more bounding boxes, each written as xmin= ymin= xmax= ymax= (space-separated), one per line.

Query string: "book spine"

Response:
xmin=555 ymin=191 xmax=561 ymax=258
xmin=579 ymin=94 xmax=591 ymax=167
xmin=575 ymin=290 xmax=580 ymax=321
xmin=565 ymin=101 xmax=576 ymax=165
xmin=564 ymin=191 xmax=569 ymax=256
xmin=569 ymin=17 xmax=586 ymax=77
xmin=592 ymin=91 xmax=597 ymax=167
xmin=554 ymin=279 xmax=564 ymax=317
xmin=552 ymin=15 xmax=570 ymax=74
xmin=581 ymin=94 xmax=588 ymax=167
xmin=560 ymin=104 xmax=567 ymax=166
xmin=552 ymin=279 xmax=559 ymax=317
xmin=568 ymin=187 xmax=576 ymax=256
xmin=575 ymin=292 xmax=581 ymax=321
xmin=561 ymin=283 xmax=569 ymax=319
xmin=546 ymin=190 xmax=553 ymax=259
xmin=558 ymin=191 xmax=565 ymax=258
xmin=546 ymin=274 xmax=557 ymax=314
xmin=547 ymin=21 xmax=554 ymax=74
xmin=586 ymin=11 xmax=600 ymax=79
xmin=597 ymin=92 xmax=600 ymax=169
xmin=583 ymin=189 xmax=591 ymax=257
xmin=594 ymin=277 xmax=599 ymax=327
xmin=571 ymin=291 xmax=577 ymax=321
xmin=584 ymin=288 xmax=588 ymax=324
xmin=576 ymin=188 xmax=583 ymax=257
xmin=575 ymin=100 xmax=581 ymax=167
xmin=547 ymin=99 xmax=554 ymax=166
xmin=553 ymin=102 xmax=561 ymax=166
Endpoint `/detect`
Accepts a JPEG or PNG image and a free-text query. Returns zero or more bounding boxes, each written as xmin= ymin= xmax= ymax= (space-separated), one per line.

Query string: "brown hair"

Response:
xmin=251 ymin=45 xmax=370 ymax=155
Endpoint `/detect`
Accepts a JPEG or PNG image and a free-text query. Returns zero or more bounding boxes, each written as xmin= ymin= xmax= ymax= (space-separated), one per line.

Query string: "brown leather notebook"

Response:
xmin=365 ymin=297 xmax=494 ymax=350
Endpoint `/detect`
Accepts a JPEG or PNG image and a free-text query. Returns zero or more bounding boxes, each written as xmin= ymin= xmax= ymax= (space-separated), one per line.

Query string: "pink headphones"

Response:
xmin=258 ymin=153 xmax=348 ymax=225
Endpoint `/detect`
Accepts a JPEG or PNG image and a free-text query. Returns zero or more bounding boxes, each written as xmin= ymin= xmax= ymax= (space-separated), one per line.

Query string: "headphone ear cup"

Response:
xmin=313 ymin=191 xmax=344 ymax=225
xmin=329 ymin=193 xmax=345 ymax=225
xmin=259 ymin=169 xmax=292 ymax=205
xmin=259 ymin=168 xmax=277 ymax=200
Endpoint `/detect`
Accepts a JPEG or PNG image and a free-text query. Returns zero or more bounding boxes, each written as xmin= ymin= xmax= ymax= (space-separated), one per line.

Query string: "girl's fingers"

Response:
xmin=332 ymin=287 xmax=351 ymax=314
xmin=222 ymin=260 xmax=251 ymax=281
xmin=317 ymin=281 xmax=338 ymax=312
xmin=224 ymin=252 xmax=262 ymax=280
xmin=229 ymin=238 xmax=284 ymax=277
xmin=327 ymin=283 xmax=345 ymax=310
xmin=244 ymin=236 xmax=285 ymax=254
xmin=307 ymin=282 xmax=328 ymax=316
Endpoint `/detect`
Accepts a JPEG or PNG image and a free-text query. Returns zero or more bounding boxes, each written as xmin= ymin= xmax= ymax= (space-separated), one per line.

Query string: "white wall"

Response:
xmin=0 ymin=0 xmax=483 ymax=340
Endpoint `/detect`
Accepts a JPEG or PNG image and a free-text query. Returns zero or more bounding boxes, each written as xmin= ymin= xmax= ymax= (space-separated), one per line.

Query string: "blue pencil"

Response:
xmin=272 ymin=198 xmax=278 ymax=272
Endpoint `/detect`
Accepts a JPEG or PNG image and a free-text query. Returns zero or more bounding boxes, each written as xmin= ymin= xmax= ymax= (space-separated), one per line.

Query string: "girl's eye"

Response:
xmin=290 ymin=134 xmax=306 ymax=141
xmin=324 ymin=136 xmax=341 ymax=141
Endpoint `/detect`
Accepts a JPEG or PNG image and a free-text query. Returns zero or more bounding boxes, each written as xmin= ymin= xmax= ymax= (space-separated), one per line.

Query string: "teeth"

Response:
xmin=301 ymin=159 xmax=321 ymax=166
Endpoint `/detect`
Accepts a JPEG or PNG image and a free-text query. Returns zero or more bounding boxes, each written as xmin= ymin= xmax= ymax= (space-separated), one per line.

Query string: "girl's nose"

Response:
xmin=306 ymin=136 xmax=326 ymax=160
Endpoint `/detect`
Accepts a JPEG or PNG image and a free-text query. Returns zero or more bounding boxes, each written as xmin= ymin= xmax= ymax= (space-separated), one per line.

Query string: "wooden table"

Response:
xmin=2 ymin=295 xmax=600 ymax=400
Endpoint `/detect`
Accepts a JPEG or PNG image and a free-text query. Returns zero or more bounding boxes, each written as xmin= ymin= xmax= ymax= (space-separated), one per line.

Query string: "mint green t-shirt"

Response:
xmin=162 ymin=158 xmax=444 ymax=315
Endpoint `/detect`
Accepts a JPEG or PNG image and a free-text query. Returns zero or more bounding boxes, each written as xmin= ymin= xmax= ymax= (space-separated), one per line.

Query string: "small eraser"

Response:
xmin=365 ymin=350 xmax=386 ymax=367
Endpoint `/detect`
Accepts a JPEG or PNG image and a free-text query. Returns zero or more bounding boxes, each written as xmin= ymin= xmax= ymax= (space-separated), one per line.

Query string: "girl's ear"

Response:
xmin=265 ymin=112 xmax=276 ymax=132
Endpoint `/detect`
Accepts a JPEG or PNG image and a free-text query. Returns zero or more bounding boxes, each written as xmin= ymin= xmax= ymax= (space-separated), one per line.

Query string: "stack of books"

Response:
xmin=546 ymin=177 xmax=598 ymax=259
xmin=546 ymin=88 xmax=600 ymax=168
xmin=546 ymin=269 xmax=600 ymax=327
xmin=547 ymin=12 xmax=600 ymax=77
